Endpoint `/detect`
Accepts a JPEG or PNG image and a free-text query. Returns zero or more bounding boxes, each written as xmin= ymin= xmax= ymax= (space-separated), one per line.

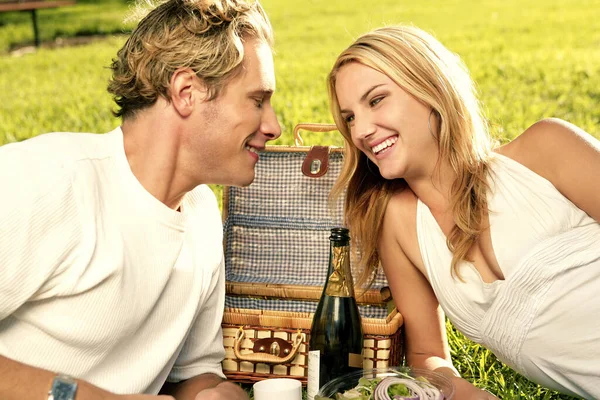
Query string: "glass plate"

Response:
xmin=316 ymin=367 xmax=455 ymax=400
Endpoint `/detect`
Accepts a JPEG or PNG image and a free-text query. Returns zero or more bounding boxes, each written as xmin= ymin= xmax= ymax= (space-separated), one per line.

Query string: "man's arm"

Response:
xmin=0 ymin=355 xmax=174 ymax=400
xmin=163 ymin=251 xmax=234 ymax=400
xmin=160 ymin=374 xmax=248 ymax=400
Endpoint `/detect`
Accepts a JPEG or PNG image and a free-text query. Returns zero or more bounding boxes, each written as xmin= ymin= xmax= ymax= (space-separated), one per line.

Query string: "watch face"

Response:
xmin=51 ymin=376 xmax=78 ymax=400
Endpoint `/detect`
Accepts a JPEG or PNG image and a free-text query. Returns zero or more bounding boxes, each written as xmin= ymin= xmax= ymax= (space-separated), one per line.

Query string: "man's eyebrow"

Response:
xmin=339 ymin=84 xmax=385 ymax=113
xmin=248 ymin=89 xmax=274 ymax=96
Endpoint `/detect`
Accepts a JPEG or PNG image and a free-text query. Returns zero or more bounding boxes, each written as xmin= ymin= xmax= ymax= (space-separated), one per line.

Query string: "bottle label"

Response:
xmin=348 ymin=352 xmax=363 ymax=368
xmin=325 ymin=245 xmax=354 ymax=297
xmin=307 ymin=350 xmax=320 ymax=400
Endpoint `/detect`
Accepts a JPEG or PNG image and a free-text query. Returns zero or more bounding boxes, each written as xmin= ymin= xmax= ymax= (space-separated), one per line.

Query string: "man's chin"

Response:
xmin=232 ymin=173 xmax=256 ymax=187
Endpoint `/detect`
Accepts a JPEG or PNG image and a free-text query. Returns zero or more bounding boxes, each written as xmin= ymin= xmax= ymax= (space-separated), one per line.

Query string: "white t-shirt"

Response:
xmin=0 ymin=128 xmax=226 ymax=394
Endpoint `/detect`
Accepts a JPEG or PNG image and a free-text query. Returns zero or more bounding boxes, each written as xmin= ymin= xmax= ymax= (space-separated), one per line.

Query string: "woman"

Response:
xmin=328 ymin=25 xmax=600 ymax=399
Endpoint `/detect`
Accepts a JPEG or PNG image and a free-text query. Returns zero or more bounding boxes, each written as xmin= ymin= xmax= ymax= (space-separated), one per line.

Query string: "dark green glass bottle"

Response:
xmin=307 ymin=227 xmax=363 ymax=399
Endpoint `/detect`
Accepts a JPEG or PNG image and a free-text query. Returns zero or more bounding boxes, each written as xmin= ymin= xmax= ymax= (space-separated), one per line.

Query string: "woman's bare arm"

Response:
xmin=379 ymin=192 xmax=497 ymax=399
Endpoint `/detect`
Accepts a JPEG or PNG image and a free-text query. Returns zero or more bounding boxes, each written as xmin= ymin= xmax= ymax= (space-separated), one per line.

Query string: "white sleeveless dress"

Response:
xmin=416 ymin=153 xmax=600 ymax=399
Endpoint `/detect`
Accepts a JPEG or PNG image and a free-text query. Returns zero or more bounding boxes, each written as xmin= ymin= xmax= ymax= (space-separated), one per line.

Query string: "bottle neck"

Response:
xmin=324 ymin=241 xmax=355 ymax=297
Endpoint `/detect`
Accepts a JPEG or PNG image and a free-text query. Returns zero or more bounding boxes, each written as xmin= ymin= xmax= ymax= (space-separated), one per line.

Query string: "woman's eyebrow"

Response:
xmin=340 ymin=84 xmax=385 ymax=113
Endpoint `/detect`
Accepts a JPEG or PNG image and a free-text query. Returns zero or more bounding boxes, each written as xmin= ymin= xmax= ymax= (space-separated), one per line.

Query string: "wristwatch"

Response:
xmin=48 ymin=374 xmax=78 ymax=400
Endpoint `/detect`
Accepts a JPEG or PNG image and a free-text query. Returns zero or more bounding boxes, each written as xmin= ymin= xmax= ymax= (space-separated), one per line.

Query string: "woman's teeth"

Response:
xmin=372 ymin=137 xmax=397 ymax=155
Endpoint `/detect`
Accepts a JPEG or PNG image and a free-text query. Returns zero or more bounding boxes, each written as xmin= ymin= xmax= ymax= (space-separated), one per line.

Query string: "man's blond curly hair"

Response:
xmin=108 ymin=0 xmax=273 ymax=120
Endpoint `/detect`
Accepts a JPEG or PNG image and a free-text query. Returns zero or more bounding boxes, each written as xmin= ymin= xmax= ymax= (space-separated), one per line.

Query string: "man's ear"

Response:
xmin=169 ymin=68 xmax=207 ymax=118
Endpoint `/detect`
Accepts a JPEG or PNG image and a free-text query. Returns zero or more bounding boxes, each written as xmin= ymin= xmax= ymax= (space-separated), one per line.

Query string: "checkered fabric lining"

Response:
xmin=224 ymin=149 xmax=389 ymax=314
xmin=224 ymin=296 xmax=389 ymax=319
xmin=226 ymin=151 xmax=345 ymax=225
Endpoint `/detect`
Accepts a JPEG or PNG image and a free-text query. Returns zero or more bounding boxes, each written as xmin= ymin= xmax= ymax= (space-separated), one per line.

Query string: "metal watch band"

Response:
xmin=48 ymin=374 xmax=78 ymax=400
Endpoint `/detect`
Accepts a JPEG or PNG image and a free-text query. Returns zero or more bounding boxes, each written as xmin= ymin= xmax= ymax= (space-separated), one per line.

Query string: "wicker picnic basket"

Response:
xmin=221 ymin=123 xmax=405 ymax=385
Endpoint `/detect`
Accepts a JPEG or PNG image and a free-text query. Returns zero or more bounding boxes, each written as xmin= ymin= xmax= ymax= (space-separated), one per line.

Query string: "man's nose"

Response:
xmin=262 ymin=106 xmax=281 ymax=141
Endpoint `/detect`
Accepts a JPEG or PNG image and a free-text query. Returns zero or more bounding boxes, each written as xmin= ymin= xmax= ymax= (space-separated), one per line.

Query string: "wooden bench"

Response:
xmin=0 ymin=0 xmax=76 ymax=47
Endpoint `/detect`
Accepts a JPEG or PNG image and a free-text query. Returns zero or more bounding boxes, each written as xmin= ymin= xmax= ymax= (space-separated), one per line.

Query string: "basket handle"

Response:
xmin=293 ymin=123 xmax=338 ymax=147
xmin=233 ymin=327 xmax=303 ymax=365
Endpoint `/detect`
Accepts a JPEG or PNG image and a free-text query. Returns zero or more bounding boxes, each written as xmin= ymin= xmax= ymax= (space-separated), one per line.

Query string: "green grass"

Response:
xmin=0 ymin=0 xmax=134 ymax=52
xmin=0 ymin=0 xmax=598 ymax=398
xmin=446 ymin=320 xmax=578 ymax=399
xmin=1 ymin=0 xmax=598 ymax=146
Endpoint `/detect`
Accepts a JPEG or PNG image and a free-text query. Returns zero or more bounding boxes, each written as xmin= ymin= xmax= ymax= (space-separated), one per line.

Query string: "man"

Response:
xmin=0 ymin=0 xmax=280 ymax=399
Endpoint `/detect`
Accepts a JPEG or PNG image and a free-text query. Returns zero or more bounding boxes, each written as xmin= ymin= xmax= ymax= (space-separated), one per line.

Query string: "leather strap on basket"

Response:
xmin=233 ymin=327 xmax=303 ymax=365
xmin=302 ymin=146 xmax=330 ymax=178
xmin=294 ymin=123 xmax=338 ymax=178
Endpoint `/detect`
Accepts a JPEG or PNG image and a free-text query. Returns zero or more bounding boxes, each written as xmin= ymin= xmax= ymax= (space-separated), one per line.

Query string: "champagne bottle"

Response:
xmin=307 ymin=227 xmax=363 ymax=399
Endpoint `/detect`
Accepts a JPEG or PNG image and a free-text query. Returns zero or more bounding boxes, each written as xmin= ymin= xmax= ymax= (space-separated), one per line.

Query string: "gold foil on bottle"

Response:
xmin=348 ymin=352 xmax=363 ymax=368
xmin=325 ymin=245 xmax=354 ymax=297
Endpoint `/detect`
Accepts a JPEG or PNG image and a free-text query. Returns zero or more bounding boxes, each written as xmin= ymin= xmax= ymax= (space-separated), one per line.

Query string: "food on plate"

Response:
xmin=316 ymin=373 xmax=447 ymax=400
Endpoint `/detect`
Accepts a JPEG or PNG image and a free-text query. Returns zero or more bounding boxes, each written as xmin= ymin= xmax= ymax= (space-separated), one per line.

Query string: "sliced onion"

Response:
xmin=373 ymin=376 xmax=444 ymax=400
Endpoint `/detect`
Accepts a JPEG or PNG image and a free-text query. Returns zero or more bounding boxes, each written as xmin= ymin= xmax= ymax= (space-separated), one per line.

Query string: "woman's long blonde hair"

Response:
xmin=328 ymin=26 xmax=493 ymax=285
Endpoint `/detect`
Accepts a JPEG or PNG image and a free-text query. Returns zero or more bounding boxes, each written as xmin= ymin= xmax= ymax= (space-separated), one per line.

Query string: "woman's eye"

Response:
xmin=370 ymin=96 xmax=383 ymax=107
xmin=344 ymin=114 xmax=355 ymax=124
xmin=254 ymin=98 xmax=264 ymax=108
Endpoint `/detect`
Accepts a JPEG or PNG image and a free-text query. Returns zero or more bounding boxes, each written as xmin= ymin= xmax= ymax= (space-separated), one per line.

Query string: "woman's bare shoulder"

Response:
xmin=495 ymin=118 xmax=593 ymax=169
xmin=497 ymin=118 xmax=600 ymax=221
xmin=385 ymin=186 xmax=418 ymax=221
xmin=381 ymin=185 xmax=423 ymax=268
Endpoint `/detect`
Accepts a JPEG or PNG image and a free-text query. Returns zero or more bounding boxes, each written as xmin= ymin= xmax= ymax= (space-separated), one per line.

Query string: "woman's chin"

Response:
xmin=378 ymin=168 xmax=400 ymax=180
